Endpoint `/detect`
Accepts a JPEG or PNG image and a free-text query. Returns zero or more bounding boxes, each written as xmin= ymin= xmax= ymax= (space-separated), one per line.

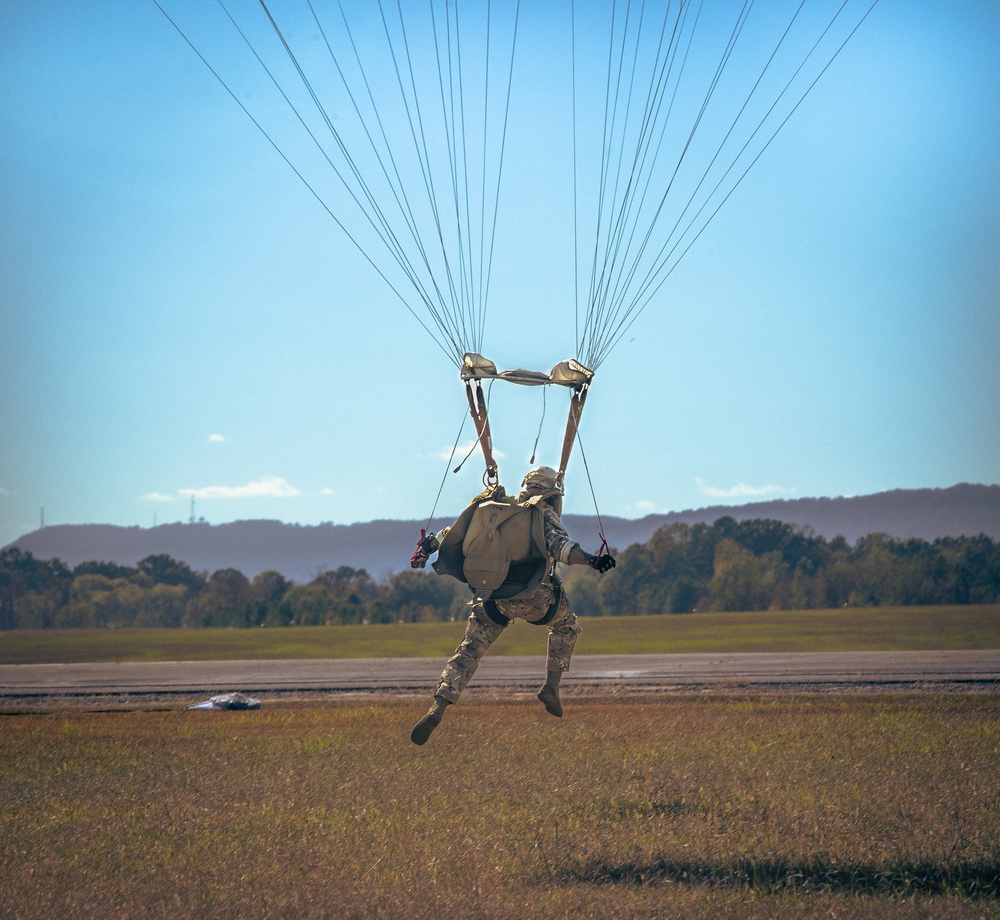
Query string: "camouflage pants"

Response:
xmin=434 ymin=582 xmax=580 ymax=704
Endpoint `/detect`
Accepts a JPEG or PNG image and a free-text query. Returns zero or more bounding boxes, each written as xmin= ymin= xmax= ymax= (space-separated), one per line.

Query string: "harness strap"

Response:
xmin=481 ymin=583 xmax=562 ymax=628
xmin=481 ymin=599 xmax=510 ymax=627
xmin=531 ymin=583 xmax=563 ymax=626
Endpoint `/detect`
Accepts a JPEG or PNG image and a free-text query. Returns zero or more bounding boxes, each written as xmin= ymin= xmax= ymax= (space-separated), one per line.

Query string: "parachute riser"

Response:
xmin=556 ymin=383 xmax=590 ymax=488
xmin=463 ymin=380 xmax=499 ymax=485
xmin=459 ymin=352 xmax=594 ymax=488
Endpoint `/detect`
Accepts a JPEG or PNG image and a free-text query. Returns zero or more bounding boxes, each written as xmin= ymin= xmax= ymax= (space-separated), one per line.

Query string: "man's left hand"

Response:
xmin=589 ymin=553 xmax=616 ymax=573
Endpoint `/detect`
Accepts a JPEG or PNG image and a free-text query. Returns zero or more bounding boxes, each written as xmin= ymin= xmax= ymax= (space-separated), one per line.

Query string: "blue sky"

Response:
xmin=2 ymin=0 xmax=998 ymax=549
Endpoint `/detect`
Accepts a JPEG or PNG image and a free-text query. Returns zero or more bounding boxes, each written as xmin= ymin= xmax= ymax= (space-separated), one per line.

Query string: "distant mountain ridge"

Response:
xmin=8 ymin=483 xmax=999 ymax=583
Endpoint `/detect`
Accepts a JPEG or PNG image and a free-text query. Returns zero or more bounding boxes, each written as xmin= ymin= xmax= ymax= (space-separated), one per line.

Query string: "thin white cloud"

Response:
xmin=178 ymin=476 xmax=302 ymax=500
xmin=0 ymin=486 xmax=9 ymax=497
xmin=141 ymin=491 xmax=176 ymax=503
xmin=208 ymin=434 xmax=225 ymax=443
xmin=695 ymin=477 xmax=789 ymax=500
xmin=321 ymin=488 xmax=336 ymax=496
xmin=633 ymin=499 xmax=656 ymax=513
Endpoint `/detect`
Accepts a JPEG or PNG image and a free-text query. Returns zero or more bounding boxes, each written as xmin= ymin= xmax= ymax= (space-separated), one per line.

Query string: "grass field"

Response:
xmin=1 ymin=694 xmax=996 ymax=919
xmin=3 ymin=608 xmax=996 ymax=916
xmin=1 ymin=605 xmax=998 ymax=665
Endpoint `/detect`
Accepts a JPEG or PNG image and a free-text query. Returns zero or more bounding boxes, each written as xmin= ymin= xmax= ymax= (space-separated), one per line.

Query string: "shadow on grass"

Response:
xmin=559 ymin=857 xmax=999 ymax=898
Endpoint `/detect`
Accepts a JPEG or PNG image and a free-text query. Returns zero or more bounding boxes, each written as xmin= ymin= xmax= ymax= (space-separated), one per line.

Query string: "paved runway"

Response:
xmin=1 ymin=650 xmax=997 ymax=706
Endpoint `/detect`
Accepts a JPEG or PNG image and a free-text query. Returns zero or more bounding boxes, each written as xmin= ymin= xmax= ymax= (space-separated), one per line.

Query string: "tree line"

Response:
xmin=2 ymin=517 xmax=999 ymax=629
xmin=563 ymin=518 xmax=1000 ymax=615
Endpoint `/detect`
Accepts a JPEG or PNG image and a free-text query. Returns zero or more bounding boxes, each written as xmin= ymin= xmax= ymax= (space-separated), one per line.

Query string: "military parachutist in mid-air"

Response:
xmin=156 ymin=2 xmax=878 ymax=744
xmin=408 ymin=465 xmax=616 ymax=745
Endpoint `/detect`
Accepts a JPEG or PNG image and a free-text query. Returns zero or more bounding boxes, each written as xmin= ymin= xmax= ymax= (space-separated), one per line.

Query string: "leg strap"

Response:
xmin=481 ymin=599 xmax=511 ymax=627
xmin=484 ymin=584 xmax=563 ymax=628
xmin=531 ymin=584 xmax=563 ymax=627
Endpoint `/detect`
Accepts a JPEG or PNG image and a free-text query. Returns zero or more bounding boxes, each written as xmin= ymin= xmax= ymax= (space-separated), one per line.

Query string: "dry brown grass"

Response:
xmin=1 ymin=694 xmax=997 ymax=919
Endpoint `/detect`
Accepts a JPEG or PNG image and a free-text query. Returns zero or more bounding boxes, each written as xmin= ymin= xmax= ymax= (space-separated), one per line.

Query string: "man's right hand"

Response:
xmin=410 ymin=532 xmax=440 ymax=568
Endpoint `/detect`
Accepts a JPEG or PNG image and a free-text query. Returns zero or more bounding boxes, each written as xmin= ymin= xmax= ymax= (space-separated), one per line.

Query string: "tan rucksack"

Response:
xmin=433 ymin=493 xmax=549 ymax=599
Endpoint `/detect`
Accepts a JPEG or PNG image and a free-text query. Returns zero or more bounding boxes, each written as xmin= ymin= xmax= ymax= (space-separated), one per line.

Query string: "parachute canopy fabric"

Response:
xmin=185 ymin=693 xmax=262 ymax=711
xmin=156 ymin=0 xmax=878 ymax=373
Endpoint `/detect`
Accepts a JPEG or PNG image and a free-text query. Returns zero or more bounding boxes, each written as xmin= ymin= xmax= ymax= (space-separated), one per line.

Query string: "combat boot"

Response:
xmin=410 ymin=696 xmax=450 ymax=745
xmin=537 ymin=667 xmax=563 ymax=718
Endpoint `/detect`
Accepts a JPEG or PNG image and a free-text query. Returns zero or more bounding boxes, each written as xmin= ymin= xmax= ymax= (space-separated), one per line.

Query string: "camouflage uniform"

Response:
xmin=433 ymin=503 xmax=582 ymax=704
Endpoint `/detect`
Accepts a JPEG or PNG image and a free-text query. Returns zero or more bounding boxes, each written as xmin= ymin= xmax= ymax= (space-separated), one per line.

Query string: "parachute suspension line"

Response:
xmin=595 ymin=0 xmax=793 ymax=358
xmin=574 ymin=430 xmax=610 ymax=558
xmin=571 ymin=0 xmax=580 ymax=351
xmin=580 ymin=0 xmax=695 ymax=368
xmin=313 ymin=0 xmax=470 ymax=360
xmin=578 ymin=0 xmax=639 ymax=366
xmin=576 ymin=0 xmax=880 ymax=371
xmin=436 ymin=0 xmax=522 ymax=357
xmin=442 ymin=0 xmax=477 ymax=352
xmin=529 ymin=385 xmax=547 ymax=465
xmin=581 ymin=0 xmax=748 ymax=369
xmin=591 ymin=0 xmax=881 ymax=365
xmin=152 ymin=0 xmax=458 ymax=370
xmin=579 ymin=0 xmax=698 ymax=366
xmin=474 ymin=2 xmax=491 ymax=352
xmin=374 ymin=0 xmax=519 ymax=363
xmin=261 ymin=1 xmax=463 ymax=359
xmin=585 ymin=0 xmax=756 ymax=367
xmin=432 ymin=0 xmax=489 ymax=352
xmin=378 ymin=0 xmax=474 ymax=357
xmin=249 ymin=0 xmax=468 ymax=364
xmin=588 ymin=0 xmax=796 ymax=361
xmin=478 ymin=0 xmax=522 ymax=353
xmin=173 ymin=0 xmax=520 ymax=369
xmin=578 ymin=0 xmax=629 ymax=365
xmin=424 ymin=408 xmax=469 ymax=531
xmin=431 ymin=0 xmax=488 ymax=357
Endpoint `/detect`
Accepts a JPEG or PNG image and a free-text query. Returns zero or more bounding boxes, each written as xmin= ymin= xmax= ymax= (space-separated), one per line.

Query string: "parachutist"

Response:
xmin=409 ymin=466 xmax=616 ymax=745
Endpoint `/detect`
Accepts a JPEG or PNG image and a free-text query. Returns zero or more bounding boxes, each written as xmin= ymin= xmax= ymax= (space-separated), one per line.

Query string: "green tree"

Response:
xmin=286 ymin=567 xmax=379 ymax=625
xmin=707 ymin=539 xmax=787 ymax=612
xmin=0 ymin=548 xmax=72 ymax=629
xmin=133 ymin=583 xmax=188 ymax=628
xmin=382 ymin=570 xmax=464 ymax=623
xmin=73 ymin=560 xmax=138 ymax=580
xmin=138 ymin=554 xmax=205 ymax=591
xmin=249 ymin=570 xmax=292 ymax=627
xmin=183 ymin=568 xmax=252 ymax=627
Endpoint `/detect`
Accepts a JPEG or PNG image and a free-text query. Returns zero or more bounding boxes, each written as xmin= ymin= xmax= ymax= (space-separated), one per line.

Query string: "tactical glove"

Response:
xmin=410 ymin=532 xmax=439 ymax=569
xmin=589 ymin=553 xmax=617 ymax=573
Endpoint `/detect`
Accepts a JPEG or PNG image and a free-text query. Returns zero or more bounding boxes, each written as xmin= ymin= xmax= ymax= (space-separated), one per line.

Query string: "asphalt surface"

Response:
xmin=1 ymin=651 xmax=997 ymax=708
